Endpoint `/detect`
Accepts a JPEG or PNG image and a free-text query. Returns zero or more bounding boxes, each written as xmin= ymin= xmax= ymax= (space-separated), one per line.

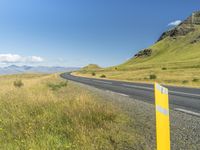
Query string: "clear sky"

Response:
xmin=0 ymin=0 xmax=199 ymax=67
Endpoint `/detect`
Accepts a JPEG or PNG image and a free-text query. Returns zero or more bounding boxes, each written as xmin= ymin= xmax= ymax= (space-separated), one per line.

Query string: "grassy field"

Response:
xmin=73 ymin=62 xmax=200 ymax=87
xmin=0 ymin=74 xmax=138 ymax=149
xmin=74 ymin=24 xmax=200 ymax=88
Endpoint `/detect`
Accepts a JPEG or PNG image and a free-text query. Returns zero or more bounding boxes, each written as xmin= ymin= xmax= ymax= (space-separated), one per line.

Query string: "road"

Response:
xmin=61 ymin=73 xmax=200 ymax=116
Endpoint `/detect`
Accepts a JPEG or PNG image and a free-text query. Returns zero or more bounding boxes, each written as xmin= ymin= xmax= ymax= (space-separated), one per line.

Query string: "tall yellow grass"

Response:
xmin=0 ymin=74 xmax=135 ymax=149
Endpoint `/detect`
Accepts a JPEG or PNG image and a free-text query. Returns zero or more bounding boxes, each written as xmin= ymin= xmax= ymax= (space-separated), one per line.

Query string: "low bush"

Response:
xmin=162 ymin=67 xmax=167 ymax=70
xmin=13 ymin=80 xmax=24 ymax=88
xmin=182 ymin=80 xmax=189 ymax=84
xmin=91 ymin=72 xmax=96 ymax=76
xmin=47 ymin=81 xmax=68 ymax=91
xmin=100 ymin=74 xmax=106 ymax=78
xmin=149 ymin=74 xmax=157 ymax=80
xmin=192 ymin=78 xmax=199 ymax=82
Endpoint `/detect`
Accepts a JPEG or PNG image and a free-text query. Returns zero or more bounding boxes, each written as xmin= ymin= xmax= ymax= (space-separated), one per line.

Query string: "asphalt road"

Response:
xmin=61 ymin=73 xmax=200 ymax=116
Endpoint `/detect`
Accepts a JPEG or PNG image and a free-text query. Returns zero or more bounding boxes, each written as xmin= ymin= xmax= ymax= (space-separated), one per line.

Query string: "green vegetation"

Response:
xmin=162 ymin=67 xmax=167 ymax=70
xmin=149 ymin=74 xmax=157 ymax=80
xmin=74 ymin=12 xmax=200 ymax=87
xmin=47 ymin=80 xmax=68 ymax=91
xmin=0 ymin=74 xmax=137 ymax=149
xmin=13 ymin=79 xmax=24 ymax=88
xmin=192 ymin=78 xmax=199 ymax=82
xmin=91 ymin=72 xmax=96 ymax=76
xmin=100 ymin=74 xmax=106 ymax=78
xmin=182 ymin=80 xmax=189 ymax=84
xmin=82 ymin=64 xmax=101 ymax=71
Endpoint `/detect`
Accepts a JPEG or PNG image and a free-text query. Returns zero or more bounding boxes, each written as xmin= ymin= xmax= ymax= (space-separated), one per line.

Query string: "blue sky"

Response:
xmin=0 ymin=0 xmax=199 ymax=67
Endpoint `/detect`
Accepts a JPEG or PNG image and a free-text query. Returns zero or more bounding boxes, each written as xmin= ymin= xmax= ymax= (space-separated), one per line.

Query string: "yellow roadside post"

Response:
xmin=155 ymin=83 xmax=170 ymax=150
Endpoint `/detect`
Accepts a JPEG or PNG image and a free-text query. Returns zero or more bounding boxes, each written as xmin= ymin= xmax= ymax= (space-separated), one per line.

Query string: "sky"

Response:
xmin=0 ymin=0 xmax=199 ymax=67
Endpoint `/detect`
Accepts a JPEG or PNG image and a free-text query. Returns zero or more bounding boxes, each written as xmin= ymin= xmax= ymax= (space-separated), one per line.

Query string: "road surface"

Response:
xmin=61 ymin=73 xmax=200 ymax=116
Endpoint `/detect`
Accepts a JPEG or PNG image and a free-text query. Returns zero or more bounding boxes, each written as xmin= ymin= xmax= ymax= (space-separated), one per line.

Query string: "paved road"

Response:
xmin=61 ymin=73 xmax=200 ymax=116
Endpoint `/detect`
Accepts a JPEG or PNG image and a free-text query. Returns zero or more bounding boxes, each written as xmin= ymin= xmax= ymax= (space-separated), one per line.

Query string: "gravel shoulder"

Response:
xmin=73 ymin=81 xmax=200 ymax=150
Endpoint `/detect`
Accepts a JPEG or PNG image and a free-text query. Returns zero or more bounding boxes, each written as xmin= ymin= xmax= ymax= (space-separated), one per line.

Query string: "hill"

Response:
xmin=120 ymin=11 xmax=200 ymax=68
xmin=75 ymin=11 xmax=200 ymax=87
xmin=82 ymin=64 xmax=101 ymax=71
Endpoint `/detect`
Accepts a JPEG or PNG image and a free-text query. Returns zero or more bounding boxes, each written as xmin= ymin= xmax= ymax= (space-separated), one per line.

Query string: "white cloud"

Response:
xmin=28 ymin=56 xmax=44 ymax=62
xmin=0 ymin=54 xmax=44 ymax=63
xmin=168 ymin=20 xmax=182 ymax=26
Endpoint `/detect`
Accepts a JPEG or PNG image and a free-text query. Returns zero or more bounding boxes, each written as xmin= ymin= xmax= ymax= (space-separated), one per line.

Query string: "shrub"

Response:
xmin=162 ymin=67 xmax=167 ymax=70
xmin=182 ymin=80 xmax=189 ymax=84
xmin=60 ymin=81 xmax=68 ymax=87
xmin=100 ymin=74 xmax=106 ymax=78
xmin=192 ymin=78 xmax=199 ymax=82
xmin=149 ymin=74 xmax=157 ymax=80
xmin=47 ymin=81 xmax=68 ymax=91
xmin=91 ymin=72 xmax=96 ymax=76
xmin=13 ymin=80 xmax=24 ymax=88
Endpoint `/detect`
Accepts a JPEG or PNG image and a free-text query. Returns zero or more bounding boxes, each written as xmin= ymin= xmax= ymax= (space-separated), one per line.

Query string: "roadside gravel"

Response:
xmin=73 ymin=81 xmax=200 ymax=150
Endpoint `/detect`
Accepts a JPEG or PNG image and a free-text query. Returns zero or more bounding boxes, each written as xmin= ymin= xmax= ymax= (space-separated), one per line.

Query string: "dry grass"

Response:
xmin=74 ymin=64 xmax=200 ymax=88
xmin=0 ymin=74 xmax=136 ymax=149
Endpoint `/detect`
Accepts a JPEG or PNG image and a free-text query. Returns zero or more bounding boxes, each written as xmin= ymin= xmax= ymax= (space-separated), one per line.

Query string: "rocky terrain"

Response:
xmin=134 ymin=48 xmax=152 ymax=58
xmin=158 ymin=11 xmax=200 ymax=42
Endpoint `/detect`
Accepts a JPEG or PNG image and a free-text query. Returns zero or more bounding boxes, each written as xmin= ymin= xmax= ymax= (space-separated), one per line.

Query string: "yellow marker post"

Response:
xmin=155 ymin=83 xmax=170 ymax=150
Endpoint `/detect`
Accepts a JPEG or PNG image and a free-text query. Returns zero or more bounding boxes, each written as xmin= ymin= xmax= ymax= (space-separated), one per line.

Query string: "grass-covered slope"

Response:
xmin=75 ymin=11 xmax=200 ymax=87
xmin=82 ymin=64 xmax=101 ymax=71
xmin=120 ymin=26 xmax=200 ymax=68
xmin=0 ymin=74 xmax=139 ymax=149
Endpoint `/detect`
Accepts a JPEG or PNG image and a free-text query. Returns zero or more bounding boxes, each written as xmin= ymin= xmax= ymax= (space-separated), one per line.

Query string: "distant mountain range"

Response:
xmin=0 ymin=65 xmax=80 ymax=75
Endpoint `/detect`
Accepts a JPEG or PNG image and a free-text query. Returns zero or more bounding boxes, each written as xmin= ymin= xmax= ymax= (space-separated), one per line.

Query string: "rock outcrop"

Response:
xmin=157 ymin=11 xmax=200 ymax=42
xmin=190 ymin=35 xmax=200 ymax=44
xmin=134 ymin=48 xmax=152 ymax=58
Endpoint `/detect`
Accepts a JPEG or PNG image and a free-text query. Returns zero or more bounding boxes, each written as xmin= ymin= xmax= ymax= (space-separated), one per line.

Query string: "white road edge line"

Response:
xmin=174 ymin=108 xmax=200 ymax=117
xmin=122 ymin=84 xmax=153 ymax=90
xmin=169 ymin=91 xmax=200 ymax=97
xmin=105 ymin=90 xmax=129 ymax=97
xmin=122 ymin=84 xmax=200 ymax=97
xmin=118 ymin=93 xmax=129 ymax=97
xmin=93 ymin=80 xmax=112 ymax=84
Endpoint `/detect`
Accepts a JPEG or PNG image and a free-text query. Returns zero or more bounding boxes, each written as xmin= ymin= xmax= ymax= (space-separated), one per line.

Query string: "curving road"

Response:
xmin=61 ymin=72 xmax=200 ymax=116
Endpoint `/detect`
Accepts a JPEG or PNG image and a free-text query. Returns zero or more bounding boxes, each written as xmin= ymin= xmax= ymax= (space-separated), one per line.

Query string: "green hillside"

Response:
xmin=75 ymin=11 xmax=200 ymax=87
xmin=82 ymin=64 xmax=102 ymax=71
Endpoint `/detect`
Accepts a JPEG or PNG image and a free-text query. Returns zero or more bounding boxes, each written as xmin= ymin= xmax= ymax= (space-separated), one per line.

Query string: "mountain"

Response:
xmin=120 ymin=11 xmax=200 ymax=68
xmin=76 ymin=11 xmax=200 ymax=87
xmin=0 ymin=65 xmax=80 ymax=75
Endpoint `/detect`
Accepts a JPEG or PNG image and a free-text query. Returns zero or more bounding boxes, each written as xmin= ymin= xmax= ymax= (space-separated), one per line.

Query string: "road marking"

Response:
xmin=93 ymin=80 xmax=112 ymax=84
xmin=122 ymin=84 xmax=200 ymax=98
xmin=174 ymin=108 xmax=200 ymax=117
xmin=169 ymin=91 xmax=200 ymax=98
xmin=105 ymin=90 xmax=129 ymax=97
xmin=122 ymin=84 xmax=153 ymax=90
xmin=106 ymin=90 xmax=112 ymax=93
xmin=118 ymin=93 xmax=129 ymax=97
